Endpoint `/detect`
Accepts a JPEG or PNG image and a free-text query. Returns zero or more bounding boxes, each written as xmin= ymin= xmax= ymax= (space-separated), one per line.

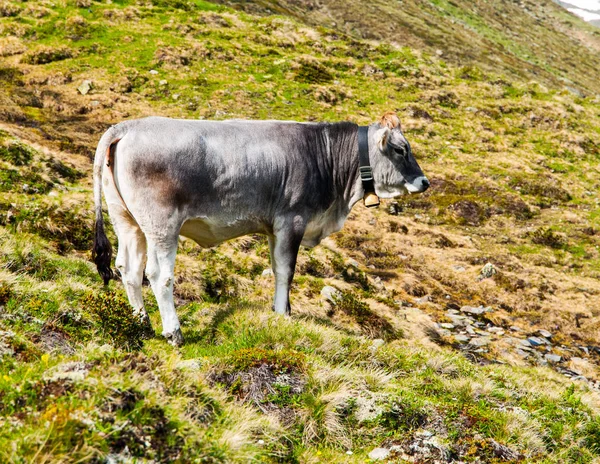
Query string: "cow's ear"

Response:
xmin=376 ymin=127 xmax=391 ymax=151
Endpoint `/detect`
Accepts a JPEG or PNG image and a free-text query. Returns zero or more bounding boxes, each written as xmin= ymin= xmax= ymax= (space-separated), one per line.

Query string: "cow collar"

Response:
xmin=358 ymin=126 xmax=380 ymax=208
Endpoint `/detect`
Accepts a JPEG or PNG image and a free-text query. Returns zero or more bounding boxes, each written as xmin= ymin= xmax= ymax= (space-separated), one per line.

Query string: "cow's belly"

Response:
xmin=180 ymin=217 xmax=262 ymax=248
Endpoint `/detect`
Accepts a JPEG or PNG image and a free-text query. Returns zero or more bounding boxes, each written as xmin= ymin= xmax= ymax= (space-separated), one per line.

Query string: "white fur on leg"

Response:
xmin=145 ymin=239 xmax=182 ymax=345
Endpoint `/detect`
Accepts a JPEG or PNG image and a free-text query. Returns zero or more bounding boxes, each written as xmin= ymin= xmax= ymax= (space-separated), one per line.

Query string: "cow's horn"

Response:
xmin=363 ymin=192 xmax=380 ymax=208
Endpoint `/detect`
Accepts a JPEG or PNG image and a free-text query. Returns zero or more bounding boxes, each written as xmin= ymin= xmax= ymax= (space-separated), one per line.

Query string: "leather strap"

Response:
xmin=358 ymin=126 xmax=380 ymax=208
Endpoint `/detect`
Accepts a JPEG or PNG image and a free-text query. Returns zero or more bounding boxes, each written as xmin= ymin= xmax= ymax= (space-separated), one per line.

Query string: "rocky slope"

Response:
xmin=1 ymin=0 xmax=600 ymax=462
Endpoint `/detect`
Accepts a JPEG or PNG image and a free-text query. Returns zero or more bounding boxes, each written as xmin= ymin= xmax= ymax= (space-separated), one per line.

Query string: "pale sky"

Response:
xmin=568 ymin=7 xmax=600 ymax=20
xmin=563 ymin=0 xmax=600 ymax=11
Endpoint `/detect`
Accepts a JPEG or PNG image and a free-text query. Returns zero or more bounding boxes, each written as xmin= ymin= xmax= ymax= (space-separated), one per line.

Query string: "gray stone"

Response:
xmin=516 ymin=349 xmax=530 ymax=358
xmin=371 ymin=339 xmax=385 ymax=350
xmin=44 ymin=361 xmax=88 ymax=383
xmin=77 ymin=80 xmax=93 ymax=95
xmin=538 ymin=329 xmax=553 ymax=338
xmin=510 ymin=326 xmax=521 ymax=332
xmin=520 ymin=339 xmax=532 ymax=347
xmin=321 ymin=286 xmax=341 ymax=304
xmin=440 ymin=323 xmax=455 ymax=330
xmin=347 ymin=258 xmax=360 ymax=268
xmin=460 ymin=305 xmax=488 ymax=315
xmin=544 ymin=354 xmax=561 ymax=363
xmin=478 ymin=262 xmax=497 ymax=280
xmin=149 ymin=69 xmax=159 ymax=75
xmin=261 ymin=268 xmax=273 ymax=278
xmin=415 ymin=295 xmax=431 ymax=304
xmin=454 ymin=335 xmax=470 ymax=343
xmin=368 ymin=448 xmax=390 ymax=460
xmin=488 ymin=327 xmax=505 ymax=335
xmin=448 ymin=315 xmax=470 ymax=326
xmin=176 ymin=359 xmax=202 ymax=371
xmin=528 ymin=336 xmax=549 ymax=347
xmin=469 ymin=337 xmax=491 ymax=347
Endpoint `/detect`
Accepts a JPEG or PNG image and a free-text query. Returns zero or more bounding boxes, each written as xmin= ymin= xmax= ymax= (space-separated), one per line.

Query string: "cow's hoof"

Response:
xmin=164 ymin=328 xmax=184 ymax=347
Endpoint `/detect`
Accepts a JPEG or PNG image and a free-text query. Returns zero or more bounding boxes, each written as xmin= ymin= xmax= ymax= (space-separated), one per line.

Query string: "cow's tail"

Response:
xmin=92 ymin=124 xmax=122 ymax=285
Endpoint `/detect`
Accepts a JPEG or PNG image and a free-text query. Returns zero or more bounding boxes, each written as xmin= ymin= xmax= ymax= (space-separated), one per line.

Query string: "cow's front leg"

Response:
xmin=271 ymin=218 xmax=304 ymax=316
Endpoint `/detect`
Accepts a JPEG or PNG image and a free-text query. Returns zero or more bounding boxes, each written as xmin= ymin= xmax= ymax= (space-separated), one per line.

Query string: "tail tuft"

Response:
xmin=93 ymin=216 xmax=113 ymax=285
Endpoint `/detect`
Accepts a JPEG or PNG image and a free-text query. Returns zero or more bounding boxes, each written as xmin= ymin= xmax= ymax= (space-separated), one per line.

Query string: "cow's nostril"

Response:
xmin=422 ymin=178 xmax=430 ymax=190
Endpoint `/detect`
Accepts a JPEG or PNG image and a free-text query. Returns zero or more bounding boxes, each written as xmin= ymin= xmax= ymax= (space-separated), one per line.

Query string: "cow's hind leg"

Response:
xmin=271 ymin=218 xmax=304 ymax=316
xmin=109 ymin=204 xmax=152 ymax=333
xmin=145 ymin=235 xmax=183 ymax=346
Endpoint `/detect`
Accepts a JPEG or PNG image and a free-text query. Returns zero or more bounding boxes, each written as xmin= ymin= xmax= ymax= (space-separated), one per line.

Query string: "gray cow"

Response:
xmin=92 ymin=112 xmax=429 ymax=346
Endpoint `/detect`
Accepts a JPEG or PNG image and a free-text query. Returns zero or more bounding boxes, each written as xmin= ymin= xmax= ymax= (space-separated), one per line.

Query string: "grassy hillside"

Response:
xmin=215 ymin=0 xmax=600 ymax=95
xmin=1 ymin=0 xmax=600 ymax=462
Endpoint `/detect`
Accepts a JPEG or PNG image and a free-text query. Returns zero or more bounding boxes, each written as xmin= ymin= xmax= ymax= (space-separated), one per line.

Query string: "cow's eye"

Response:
xmin=393 ymin=146 xmax=407 ymax=157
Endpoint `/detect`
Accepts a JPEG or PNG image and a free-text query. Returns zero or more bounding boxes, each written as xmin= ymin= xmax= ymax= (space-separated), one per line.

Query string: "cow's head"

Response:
xmin=369 ymin=112 xmax=429 ymax=198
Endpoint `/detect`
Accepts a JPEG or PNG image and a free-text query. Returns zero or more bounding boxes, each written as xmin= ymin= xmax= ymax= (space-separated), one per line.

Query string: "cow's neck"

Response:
xmin=327 ymin=122 xmax=365 ymax=211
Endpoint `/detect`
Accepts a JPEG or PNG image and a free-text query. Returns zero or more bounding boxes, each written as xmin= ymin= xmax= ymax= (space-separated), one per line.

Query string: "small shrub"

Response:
xmin=531 ymin=227 xmax=567 ymax=249
xmin=0 ymin=141 xmax=36 ymax=166
xmin=335 ymin=292 xmax=397 ymax=340
xmin=83 ymin=291 xmax=152 ymax=350
xmin=379 ymin=397 xmax=428 ymax=431
xmin=0 ymin=282 xmax=12 ymax=305
xmin=46 ymin=159 xmax=84 ymax=183
xmin=294 ymin=59 xmax=333 ymax=84
xmin=300 ymin=255 xmax=327 ymax=278
xmin=201 ymin=268 xmax=237 ymax=303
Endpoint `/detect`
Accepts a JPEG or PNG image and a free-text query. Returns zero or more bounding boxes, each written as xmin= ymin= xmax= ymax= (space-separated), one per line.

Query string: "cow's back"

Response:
xmin=113 ymin=117 xmax=337 ymax=224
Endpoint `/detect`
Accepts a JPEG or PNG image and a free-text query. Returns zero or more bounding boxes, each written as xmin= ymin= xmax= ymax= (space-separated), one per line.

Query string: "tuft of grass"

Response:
xmin=225 ymin=347 xmax=306 ymax=374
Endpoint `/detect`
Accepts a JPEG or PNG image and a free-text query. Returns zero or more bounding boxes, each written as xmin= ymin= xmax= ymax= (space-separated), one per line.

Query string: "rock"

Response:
xmin=347 ymin=258 xmax=360 ymax=268
xmin=478 ymin=262 xmax=497 ymax=281
xmin=538 ymin=329 xmax=553 ymax=338
xmin=488 ymin=327 xmax=504 ymax=335
xmin=519 ymin=339 xmax=532 ymax=347
xmin=44 ymin=361 xmax=88 ymax=383
xmin=527 ymin=336 xmax=549 ymax=347
xmin=371 ymin=339 xmax=385 ymax=350
xmin=368 ymin=448 xmax=390 ymax=460
xmin=448 ymin=315 xmax=471 ymax=326
xmin=466 ymin=326 xmax=476 ymax=335
xmin=453 ymin=265 xmax=466 ymax=272
xmin=516 ymin=349 xmax=530 ymax=358
xmin=77 ymin=79 xmax=93 ymax=95
xmin=149 ymin=69 xmax=159 ymax=75
xmin=545 ymin=354 xmax=561 ymax=363
xmin=439 ymin=323 xmax=455 ymax=330
xmin=261 ymin=268 xmax=273 ymax=278
xmin=469 ymin=337 xmax=491 ymax=347
xmin=176 ymin=359 xmax=201 ymax=371
xmin=454 ymin=334 xmax=470 ymax=343
xmin=321 ymin=285 xmax=341 ymax=304
xmin=460 ymin=305 xmax=489 ymax=315
xmin=510 ymin=326 xmax=521 ymax=332
xmin=415 ymin=295 xmax=431 ymax=304
xmin=159 ymin=79 xmax=168 ymax=86
xmin=388 ymin=202 xmax=402 ymax=215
